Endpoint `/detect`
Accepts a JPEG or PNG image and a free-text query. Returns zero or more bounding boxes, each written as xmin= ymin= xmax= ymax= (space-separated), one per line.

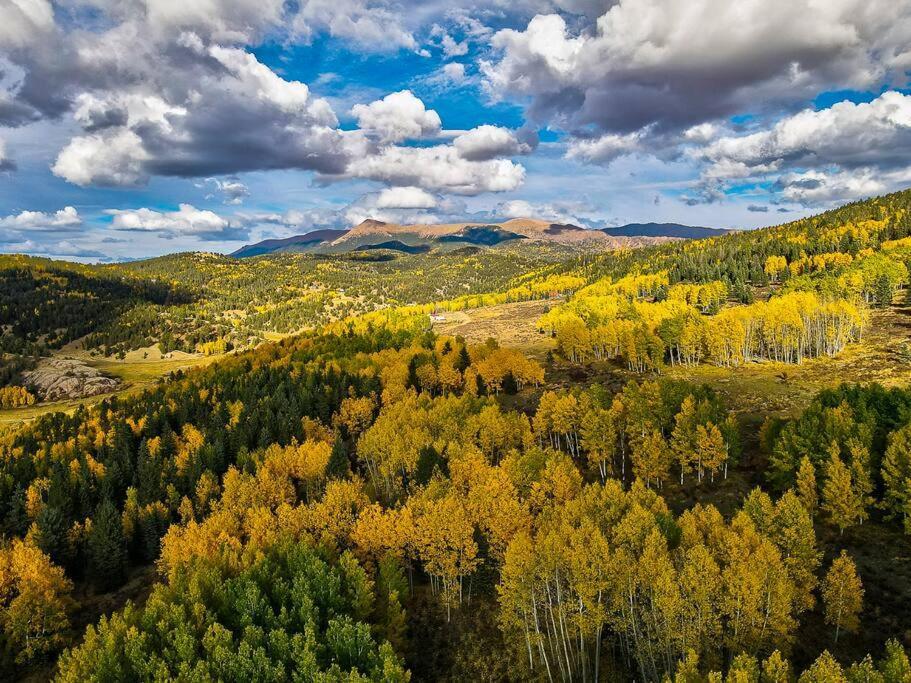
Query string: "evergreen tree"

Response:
xmin=882 ymin=424 xmax=911 ymax=529
xmin=327 ymin=437 xmax=350 ymax=479
xmin=88 ymin=499 xmax=128 ymax=589
xmin=34 ymin=505 xmax=70 ymax=569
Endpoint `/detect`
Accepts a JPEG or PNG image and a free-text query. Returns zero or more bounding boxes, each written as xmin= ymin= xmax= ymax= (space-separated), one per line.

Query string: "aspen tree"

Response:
xmin=796 ymin=456 xmax=818 ymax=515
xmin=822 ymin=551 xmax=863 ymax=643
xmin=822 ymin=445 xmax=863 ymax=535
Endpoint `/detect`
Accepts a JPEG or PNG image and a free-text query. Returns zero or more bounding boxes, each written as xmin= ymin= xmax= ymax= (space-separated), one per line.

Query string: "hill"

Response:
xmin=333 ymin=217 xmax=671 ymax=249
xmin=602 ymin=222 xmax=729 ymax=239
xmin=231 ymin=217 xmax=678 ymax=256
xmin=6 ymin=189 xmax=911 ymax=681
xmin=230 ymin=229 xmax=349 ymax=257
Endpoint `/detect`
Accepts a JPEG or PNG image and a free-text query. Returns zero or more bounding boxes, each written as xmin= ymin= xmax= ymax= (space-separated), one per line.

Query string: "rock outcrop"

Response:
xmin=23 ymin=358 xmax=121 ymax=402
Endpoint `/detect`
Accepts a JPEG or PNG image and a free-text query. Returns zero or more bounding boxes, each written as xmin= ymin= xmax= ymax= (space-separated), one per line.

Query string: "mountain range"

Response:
xmin=231 ymin=218 xmax=727 ymax=257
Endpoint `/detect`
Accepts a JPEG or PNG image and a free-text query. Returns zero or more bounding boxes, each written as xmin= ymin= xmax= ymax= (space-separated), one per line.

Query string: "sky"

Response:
xmin=0 ymin=0 xmax=910 ymax=262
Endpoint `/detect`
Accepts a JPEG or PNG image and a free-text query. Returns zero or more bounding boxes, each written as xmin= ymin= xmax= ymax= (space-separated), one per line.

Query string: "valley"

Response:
xmin=3 ymin=191 xmax=911 ymax=681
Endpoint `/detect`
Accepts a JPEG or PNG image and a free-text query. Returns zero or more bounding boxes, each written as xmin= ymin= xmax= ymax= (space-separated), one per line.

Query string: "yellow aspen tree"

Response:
xmin=821 ymin=445 xmax=863 ymax=535
xmin=0 ymin=539 xmax=74 ymax=664
xmin=581 ymin=404 xmax=619 ymax=481
xmin=414 ymin=494 xmax=479 ymax=622
xmin=762 ymin=651 xmax=792 ymax=683
xmin=771 ymin=490 xmax=821 ymax=613
xmin=798 ymin=652 xmax=847 ymax=683
xmin=697 ymin=423 xmax=728 ymax=483
xmin=796 ymin=456 xmax=818 ymax=515
xmin=672 ymin=395 xmax=699 ymax=484
xmin=631 ymin=430 xmax=673 ymax=489
xmin=333 ymin=394 xmax=376 ymax=439
xmin=822 ymin=551 xmax=863 ymax=643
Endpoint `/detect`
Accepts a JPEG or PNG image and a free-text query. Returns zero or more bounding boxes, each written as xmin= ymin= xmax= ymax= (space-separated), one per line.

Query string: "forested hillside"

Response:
xmin=2 ymin=191 xmax=911 ymax=681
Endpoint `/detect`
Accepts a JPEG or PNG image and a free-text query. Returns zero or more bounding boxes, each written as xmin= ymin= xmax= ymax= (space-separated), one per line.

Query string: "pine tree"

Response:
xmin=822 ymin=551 xmax=863 ymax=643
xmin=34 ymin=504 xmax=70 ymax=568
xmin=327 ymin=437 xmax=350 ymax=479
xmin=88 ymin=498 xmax=128 ymax=589
xmin=882 ymin=423 xmax=911 ymax=526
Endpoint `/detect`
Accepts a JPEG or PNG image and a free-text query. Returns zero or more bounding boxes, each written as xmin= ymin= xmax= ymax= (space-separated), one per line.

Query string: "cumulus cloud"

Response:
xmin=138 ymin=0 xmax=289 ymax=43
xmin=352 ymin=90 xmax=442 ymax=143
xmin=442 ymin=62 xmax=466 ymax=83
xmin=482 ymin=1 xmax=911 ymax=137
xmin=349 ymin=144 xmax=525 ymax=195
xmin=51 ymin=43 xmax=361 ymax=186
xmin=0 ymin=206 xmax=82 ymax=230
xmin=441 ymin=33 xmax=468 ymax=58
xmin=376 ymin=186 xmax=438 ymax=209
xmin=0 ymin=238 xmax=106 ymax=260
xmin=701 ymin=91 xmax=911 ymax=177
xmin=203 ymin=177 xmax=250 ymax=205
xmin=53 ymin=129 xmax=150 ymax=186
xmin=496 ymin=198 xmax=599 ymax=226
xmin=774 ymin=169 xmax=888 ymax=207
xmin=0 ymin=0 xmax=55 ymax=50
xmin=566 ymin=130 xmax=644 ymax=164
xmin=106 ymin=203 xmax=245 ymax=240
xmin=291 ymin=0 xmax=417 ymax=52
xmin=453 ymin=125 xmax=535 ymax=161
xmin=688 ymin=90 xmax=911 ymax=206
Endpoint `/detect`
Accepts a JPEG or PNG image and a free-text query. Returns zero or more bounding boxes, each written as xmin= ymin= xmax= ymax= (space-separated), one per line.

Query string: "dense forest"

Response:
xmin=2 ymin=190 xmax=911 ymax=681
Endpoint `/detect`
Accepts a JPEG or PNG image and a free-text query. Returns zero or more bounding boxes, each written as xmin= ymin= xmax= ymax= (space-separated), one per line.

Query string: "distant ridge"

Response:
xmin=230 ymin=217 xmax=684 ymax=257
xmin=602 ymin=222 xmax=728 ymax=239
xmin=231 ymin=229 xmax=349 ymax=257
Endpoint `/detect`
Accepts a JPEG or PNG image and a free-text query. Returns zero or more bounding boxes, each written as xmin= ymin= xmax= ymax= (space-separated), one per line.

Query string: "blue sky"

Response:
xmin=0 ymin=0 xmax=910 ymax=261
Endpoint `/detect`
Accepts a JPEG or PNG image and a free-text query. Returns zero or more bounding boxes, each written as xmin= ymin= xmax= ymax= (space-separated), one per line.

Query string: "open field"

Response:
xmin=0 ymin=351 xmax=223 ymax=429
xmin=441 ymin=297 xmax=911 ymax=420
xmin=433 ymin=298 xmax=558 ymax=359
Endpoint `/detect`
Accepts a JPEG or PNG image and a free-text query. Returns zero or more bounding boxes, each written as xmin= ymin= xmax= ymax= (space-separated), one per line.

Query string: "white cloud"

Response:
xmin=685 ymin=90 xmax=911 ymax=206
xmin=0 ymin=0 xmax=55 ymax=49
xmin=441 ymin=33 xmax=468 ymax=57
xmin=496 ymin=198 xmax=597 ymax=226
xmin=775 ymin=169 xmax=886 ymax=207
xmin=140 ymin=0 xmax=288 ymax=42
xmin=482 ymin=2 xmax=911 ymax=135
xmin=52 ymin=128 xmax=150 ymax=187
xmin=352 ymin=90 xmax=442 ymax=143
xmin=291 ymin=0 xmax=417 ymax=52
xmin=106 ymin=203 xmax=237 ymax=238
xmin=566 ymin=130 xmax=644 ymax=164
xmin=52 ymin=45 xmax=359 ymax=186
xmin=454 ymin=125 xmax=533 ymax=161
xmin=376 ymin=186 xmax=438 ymax=209
xmin=204 ymin=177 xmax=249 ymax=205
xmin=0 ymin=206 xmax=82 ymax=230
xmin=442 ymin=62 xmax=466 ymax=83
xmin=702 ymin=91 xmax=911 ymax=177
xmin=349 ymin=144 xmax=525 ymax=195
